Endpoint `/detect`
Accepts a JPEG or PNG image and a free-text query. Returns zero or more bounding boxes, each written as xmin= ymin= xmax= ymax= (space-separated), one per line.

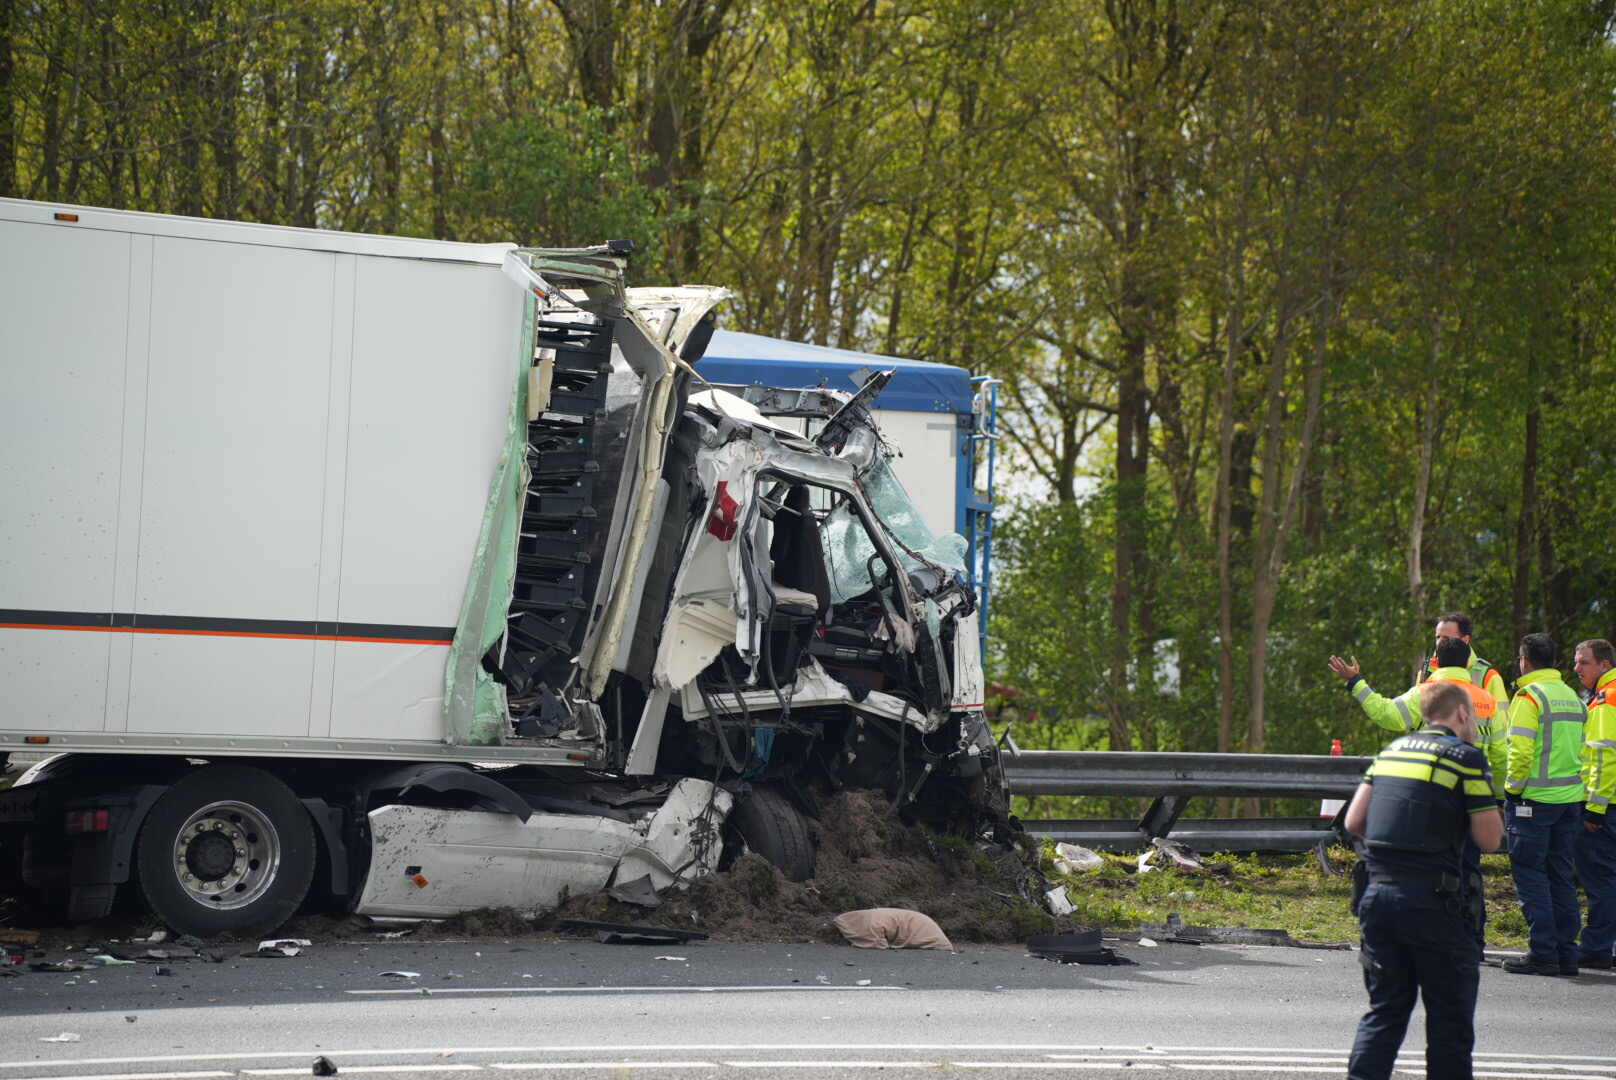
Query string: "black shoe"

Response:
xmin=1577 ymin=953 xmax=1614 ymax=970
xmin=1502 ymin=957 xmax=1563 ymax=975
xmin=1561 ymin=964 xmax=1580 ymax=976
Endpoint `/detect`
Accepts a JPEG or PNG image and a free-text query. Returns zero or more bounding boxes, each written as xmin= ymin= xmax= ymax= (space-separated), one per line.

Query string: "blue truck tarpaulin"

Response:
xmin=696 ymin=329 xmax=974 ymax=416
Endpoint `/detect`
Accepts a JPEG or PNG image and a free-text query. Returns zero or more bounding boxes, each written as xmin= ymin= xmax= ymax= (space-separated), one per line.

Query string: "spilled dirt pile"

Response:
xmin=546 ymin=788 xmax=1056 ymax=944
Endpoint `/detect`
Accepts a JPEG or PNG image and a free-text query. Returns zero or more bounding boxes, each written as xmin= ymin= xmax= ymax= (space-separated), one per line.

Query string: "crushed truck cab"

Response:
xmin=0 ymin=199 xmax=1007 ymax=935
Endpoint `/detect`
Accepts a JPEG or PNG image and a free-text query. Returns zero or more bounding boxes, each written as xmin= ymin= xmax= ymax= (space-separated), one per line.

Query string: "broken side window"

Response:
xmin=823 ymin=456 xmax=966 ymax=605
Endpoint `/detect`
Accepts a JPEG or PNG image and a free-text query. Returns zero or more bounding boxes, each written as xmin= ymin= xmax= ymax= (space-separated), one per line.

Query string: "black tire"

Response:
xmin=732 ymin=786 xmax=815 ymax=882
xmin=135 ymin=765 xmax=316 ymax=938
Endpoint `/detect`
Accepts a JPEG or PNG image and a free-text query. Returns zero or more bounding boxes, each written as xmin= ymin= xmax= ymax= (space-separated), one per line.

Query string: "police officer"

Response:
xmin=1501 ymin=632 xmax=1587 ymax=975
xmin=1345 ymin=680 xmax=1504 ymax=1080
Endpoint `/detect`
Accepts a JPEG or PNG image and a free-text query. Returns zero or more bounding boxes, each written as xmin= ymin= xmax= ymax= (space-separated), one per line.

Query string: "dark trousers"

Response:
xmin=1507 ymin=799 xmax=1583 ymax=965
xmin=1577 ymin=819 xmax=1616 ymax=959
xmin=1349 ymin=880 xmax=1480 ymax=1080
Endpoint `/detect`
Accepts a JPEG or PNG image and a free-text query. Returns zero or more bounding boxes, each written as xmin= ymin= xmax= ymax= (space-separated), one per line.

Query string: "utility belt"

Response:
xmin=1360 ymin=867 xmax=1486 ymax=943
xmin=1366 ymin=869 xmax=1463 ymax=894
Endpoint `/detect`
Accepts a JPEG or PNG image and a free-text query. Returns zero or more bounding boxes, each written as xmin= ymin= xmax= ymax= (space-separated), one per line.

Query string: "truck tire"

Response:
xmin=732 ymin=786 xmax=815 ymax=882
xmin=135 ymin=765 xmax=316 ymax=938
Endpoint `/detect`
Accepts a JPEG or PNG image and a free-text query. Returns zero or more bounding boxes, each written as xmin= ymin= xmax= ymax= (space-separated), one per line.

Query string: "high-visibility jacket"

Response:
xmin=1505 ymin=669 xmax=1587 ymax=803
xmin=1583 ymin=668 xmax=1616 ymax=818
xmin=1353 ymin=667 xmax=1506 ymax=796
xmin=1427 ymin=646 xmax=1508 ymax=710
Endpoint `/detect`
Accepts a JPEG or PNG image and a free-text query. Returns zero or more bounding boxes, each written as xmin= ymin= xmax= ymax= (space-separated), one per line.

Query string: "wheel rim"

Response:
xmin=169 ymin=800 xmax=282 ymax=911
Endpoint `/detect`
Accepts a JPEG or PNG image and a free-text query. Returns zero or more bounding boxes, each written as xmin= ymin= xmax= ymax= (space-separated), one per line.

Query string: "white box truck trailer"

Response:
xmin=0 ymin=199 xmax=1009 ymax=937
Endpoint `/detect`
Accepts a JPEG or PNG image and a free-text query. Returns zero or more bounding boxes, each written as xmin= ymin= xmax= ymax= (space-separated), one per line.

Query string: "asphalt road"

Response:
xmin=4 ymin=936 xmax=1614 ymax=1079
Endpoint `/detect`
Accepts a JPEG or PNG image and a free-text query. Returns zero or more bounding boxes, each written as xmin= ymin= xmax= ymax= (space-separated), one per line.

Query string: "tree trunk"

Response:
xmin=1215 ymin=283 xmax=1243 ymax=757
xmin=1109 ymin=316 xmax=1148 ymax=753
xmin=0 ymin=0 xmax=18 ymax=196
xmin=429 ymin=2 xmax=451 ymax=239
xmin=1511 ymin=382 xmax=1538 ymax=647
xmin=1407 ymin=362 xmax=1441 ymax=684
xmin=1246 ymin=297 xmax=1330 ymax=764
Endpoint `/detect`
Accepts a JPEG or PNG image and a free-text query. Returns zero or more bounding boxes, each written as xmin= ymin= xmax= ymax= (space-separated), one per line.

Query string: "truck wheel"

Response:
xmin=135 ymin=765 xmax=315 ymax=938
xmin=732 ymin=786 xmax=815 ymax=882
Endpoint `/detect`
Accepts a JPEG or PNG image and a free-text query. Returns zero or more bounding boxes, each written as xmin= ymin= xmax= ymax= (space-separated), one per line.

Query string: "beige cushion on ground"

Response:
xmin=833 ymin=907 xmax=954 ymax=950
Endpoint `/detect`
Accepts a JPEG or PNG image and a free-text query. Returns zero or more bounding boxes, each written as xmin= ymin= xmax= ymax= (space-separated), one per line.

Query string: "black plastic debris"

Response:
xmin=1027 ymin=931 xmax=1135 ymax=966
xmin=1140 ymin=914 xmax=1300 ymax=947
xmin=606 ymin=874 xmax=663 ymax=909
xmin=29 ymin=961 xmax=86 ymax=973
xmin=555 ymin=919 xmax=708 ymax=945
xmin=312 ymin=1056 xmax=338 ymax=1076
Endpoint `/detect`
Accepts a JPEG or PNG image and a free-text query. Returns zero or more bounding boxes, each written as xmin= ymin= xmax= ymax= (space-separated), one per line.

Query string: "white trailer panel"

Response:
xmin=341 ymin=255 xmax=519 ymax=628
xmin=137 ymin=235 xmax=335 ymax=621
xmin=1 ymin=199 xmax=525 ymax=753
xmin=127 ymin=634 xmax=316 ymax=736
xmin=0 ymin=220 xmax=131 ymax=612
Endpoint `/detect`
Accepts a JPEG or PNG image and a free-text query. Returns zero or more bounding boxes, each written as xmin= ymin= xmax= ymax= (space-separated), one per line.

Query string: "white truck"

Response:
xmin=0 ymin=199 xmax=1008 ymax=937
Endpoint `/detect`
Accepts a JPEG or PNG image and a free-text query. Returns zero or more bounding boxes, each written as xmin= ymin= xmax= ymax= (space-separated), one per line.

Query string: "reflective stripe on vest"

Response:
xmin=1430 ymin=673 xmax=1501 ymax=742
xmin=1521 ymin=683 xmax=1587 ymax=787
xmin=1470 ymin=657 xmax=1497 ymax=695
xmin=1394 ymin=694 xmax=1416 ymax=732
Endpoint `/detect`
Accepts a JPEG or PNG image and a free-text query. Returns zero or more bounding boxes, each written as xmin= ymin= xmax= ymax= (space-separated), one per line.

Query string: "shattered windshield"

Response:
xmin=822 ymin=456 xmax=967 ymax=604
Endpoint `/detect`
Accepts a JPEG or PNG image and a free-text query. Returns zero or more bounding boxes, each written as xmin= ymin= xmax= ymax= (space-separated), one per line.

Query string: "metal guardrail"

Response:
xmin=1002 ymin=749 xmax=1371 ymax=799
xmin=1025 ymin=817 xmax=1339 ymax=854
xmin=1003 ymin=749 xmax=1372 ymax=853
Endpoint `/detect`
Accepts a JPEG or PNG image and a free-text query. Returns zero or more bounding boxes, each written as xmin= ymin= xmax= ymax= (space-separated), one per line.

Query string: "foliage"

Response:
xmin=5 ymin=0 xmax=1616 ymax=765
xmin=1041 ymin=843 xmax=1531 ymax=948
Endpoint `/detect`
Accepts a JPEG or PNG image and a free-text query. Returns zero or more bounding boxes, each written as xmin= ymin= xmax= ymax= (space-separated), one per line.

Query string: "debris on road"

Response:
xmin=555 ymin=919 xmax=708 ymax=946
xmin=833 ymin=908 xmax=954 ymax=951
xmin=29 ymin=960 xmax=85 ymax=972
xmin=378 ymin=970 xmax=422 ymax=978
xmin=1027 ymin=931 xmax=1133 ymax=966
xmin=606 ymin=874 xmax=663 ymax=909
xmin=1139 ymin=914 xmax=1298 ymax=947
xmin=1051 ymin=843 xmax=1105 ymax=874
xmin=248 ymin=938 xmax=311 ymax=958
xmin=1151 ymin=838 xmax=1208 ymax=872
xmin=1043 ymin=885 xmax=1075 ymax=916
xmin=312 ymin=1056 xmax=339 ymax=1076
xmin=39 ymin=1032 xmax=81 ymax=1043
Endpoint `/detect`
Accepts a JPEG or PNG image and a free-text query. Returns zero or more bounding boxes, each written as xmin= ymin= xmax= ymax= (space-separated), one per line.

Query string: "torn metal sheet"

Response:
xmin=678 ymin=658 xmax=944 ymax=735
xmin=353 ymin=778 xmax=730 ymax=919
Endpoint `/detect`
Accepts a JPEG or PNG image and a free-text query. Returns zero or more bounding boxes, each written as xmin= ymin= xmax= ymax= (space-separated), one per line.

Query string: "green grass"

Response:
xmin=1042 ymin=842 xmax=1532 ymax=948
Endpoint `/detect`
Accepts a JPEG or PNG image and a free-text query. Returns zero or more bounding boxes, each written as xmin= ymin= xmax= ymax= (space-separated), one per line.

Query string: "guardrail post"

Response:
xmin=1138 ymin=794 xmax=1190 ymax=840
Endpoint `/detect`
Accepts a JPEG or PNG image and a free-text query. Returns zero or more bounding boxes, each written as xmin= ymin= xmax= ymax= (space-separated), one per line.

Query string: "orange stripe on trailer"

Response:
xmin=0 ymin=623 xmax=452 ymax=645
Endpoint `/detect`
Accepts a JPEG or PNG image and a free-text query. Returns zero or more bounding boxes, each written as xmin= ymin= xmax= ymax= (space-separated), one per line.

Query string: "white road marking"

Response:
xmin=723 ymin=1064 xmax=946 ymax=1070
xmin=243 ymin=1067 xmax=483 ymax=1076
xmin=952 ymin=1064 xmax=1167 ymax=1071
xmin=487 ymin=1065 xmax=718 ymax=1072
xmin=1164 ymin=1069 xmax=1349 ymax=1075
xmin=1416 ymin=1073 xmax=1616 ymax=1080
xmin=4 ymin=1044 xmax=1611 ymax=1078
xmin=0 ymin=1073 xmax=233 ymax=1080
xmin=1047 ymin=1055 xmax=1349 ymax=1065
xmin=345 ymin=984 xmax=906 ymax=996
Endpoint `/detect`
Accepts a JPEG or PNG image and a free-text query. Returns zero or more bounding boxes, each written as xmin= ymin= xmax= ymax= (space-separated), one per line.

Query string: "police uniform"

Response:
xmin=1349 ymin=724 xmax=1497 ymax=1080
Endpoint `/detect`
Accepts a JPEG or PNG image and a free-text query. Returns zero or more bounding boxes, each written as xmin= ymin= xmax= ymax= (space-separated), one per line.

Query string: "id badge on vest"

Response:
xmin=1515 ymin=803 xmax=1533 ymax=818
